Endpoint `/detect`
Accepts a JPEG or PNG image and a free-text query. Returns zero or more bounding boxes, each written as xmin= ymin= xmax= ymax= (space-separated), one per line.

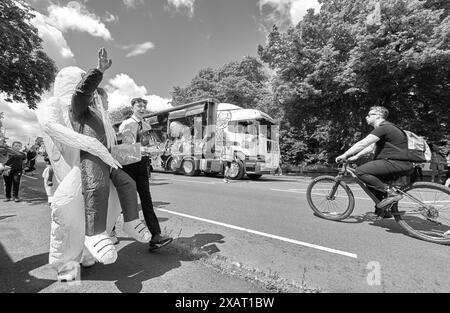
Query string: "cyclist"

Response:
xmin=335 ymin=106 xmax=414 ymax=216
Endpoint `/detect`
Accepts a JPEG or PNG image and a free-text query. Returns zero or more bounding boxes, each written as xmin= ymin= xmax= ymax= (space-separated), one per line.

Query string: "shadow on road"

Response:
xmin=0 ymin=243 xmax=53 ymax=293
xmin=337 ymin=212 xmax=406 ymax=235
xmin=0 ymin=232 xmax=226 ymax=293
xmin=80 ymin=232 xmax=225 ymax=293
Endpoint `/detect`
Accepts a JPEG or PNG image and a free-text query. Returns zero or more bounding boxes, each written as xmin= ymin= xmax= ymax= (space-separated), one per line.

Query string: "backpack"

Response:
xmin=385 ymin=125 xmax=431 ymax=163
xmin=403 ymin=130 xmax=431 ymax=163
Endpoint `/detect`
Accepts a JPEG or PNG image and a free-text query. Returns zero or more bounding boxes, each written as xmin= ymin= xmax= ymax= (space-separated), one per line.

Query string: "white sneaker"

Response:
xmin=123 ymin=219 xmax=151 ymax=243
xmin=84 ymin=232 xmax=117 ymax=265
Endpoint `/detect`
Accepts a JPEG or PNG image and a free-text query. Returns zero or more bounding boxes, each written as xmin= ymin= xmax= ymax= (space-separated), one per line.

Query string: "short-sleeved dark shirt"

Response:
xmin=5 ymin=152 xmax=26 ymax=173
xmin=371 ymin=121 xmax=408 ymax=160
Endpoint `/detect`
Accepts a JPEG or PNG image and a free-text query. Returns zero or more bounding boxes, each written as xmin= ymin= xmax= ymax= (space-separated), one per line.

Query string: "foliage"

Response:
xmin=170 ymin=56 xmax=274 ymax=110
xmin=0 ymin=0 xmax=57 ymax=109
xmin=258 ymin=0 xmax=450 ymax=163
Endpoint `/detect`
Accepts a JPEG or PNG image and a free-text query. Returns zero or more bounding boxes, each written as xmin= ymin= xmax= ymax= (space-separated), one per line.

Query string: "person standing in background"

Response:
xmin=3 ymin=141 xmax=27 ymax=202
xmin=42 ymin=156 xmax=54 ymax=206
xmin=24 ymin=144 xmax=38 ymax=175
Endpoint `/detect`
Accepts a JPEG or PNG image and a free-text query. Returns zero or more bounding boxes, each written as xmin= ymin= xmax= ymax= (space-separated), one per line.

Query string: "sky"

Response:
xmin=0 ymin=0 xmax=321 ymax=145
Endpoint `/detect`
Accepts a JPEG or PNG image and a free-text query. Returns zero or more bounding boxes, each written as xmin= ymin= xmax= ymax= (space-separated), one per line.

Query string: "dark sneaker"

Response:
xmin=376 ymin=192 xmax=402 ymax=210
xmin=149 ymin=234 xmax=173 ymax=252
xmin=4 ymin=198 xmax=12 ymax=202
xmin=374 ymin=206 xmax=393 ymax=219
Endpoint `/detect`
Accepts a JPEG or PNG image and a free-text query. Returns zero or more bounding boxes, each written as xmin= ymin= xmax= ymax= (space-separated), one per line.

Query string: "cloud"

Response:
xmin=46 ymin=1 xmax=112 ymax=40
xmin=259 ymin=0 xmax=321 ymax=26
xmin=123 ymin=0 xmax=144 ymax=9
xmin=104 ymin=11 xmax=119 ymax=23
xmin=0 ymin=97 xmax=43 ymax=146
xmin=167 ymin=0 xmax=196 ymax=17
xmin=29 ymin=10 xmax=76 ymax=68
xmin=105 ymin=74 xmax=171 ymax=112
xmin=123 ymin=42 xmax=155 ymax=58
xmin=144 ymin=95 xmax=173 ymax=112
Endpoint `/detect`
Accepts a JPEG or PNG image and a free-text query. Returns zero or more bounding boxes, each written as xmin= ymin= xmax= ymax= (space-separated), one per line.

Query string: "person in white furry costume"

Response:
xmin=36 ymin=48 xmax=150 ymax=281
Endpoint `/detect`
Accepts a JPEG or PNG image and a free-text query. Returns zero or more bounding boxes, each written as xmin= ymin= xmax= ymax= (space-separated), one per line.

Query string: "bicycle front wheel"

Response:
xmin=306 ymin=176 xmax=355 ymax=221
xmin=394 ymin=182 xmax=450 ymax=245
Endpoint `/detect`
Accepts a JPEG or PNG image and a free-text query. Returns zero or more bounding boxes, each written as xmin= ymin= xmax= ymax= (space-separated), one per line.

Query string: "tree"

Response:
xmin=0 ymin=0 xmax=57 ymax=109
xmin=170 ymin=57 xmax=276 ymax=111
xmin=258 ymin=0 xmax=450 ymax=163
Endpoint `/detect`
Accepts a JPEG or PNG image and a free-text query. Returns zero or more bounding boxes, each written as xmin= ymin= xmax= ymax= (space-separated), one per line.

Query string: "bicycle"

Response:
xmin=306 ymin=161 xmax=450 ymax=245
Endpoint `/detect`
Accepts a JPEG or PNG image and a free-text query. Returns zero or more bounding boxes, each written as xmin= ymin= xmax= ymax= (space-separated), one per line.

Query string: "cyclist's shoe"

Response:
xmin=374 ymin=205 xmax=393 ymax=219
xmin=376 ymin=191 xmax=402 ymax=210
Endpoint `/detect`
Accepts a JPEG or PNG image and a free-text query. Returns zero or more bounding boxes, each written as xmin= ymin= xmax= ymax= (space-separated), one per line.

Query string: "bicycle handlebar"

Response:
xmin=336 ymin=160 xmax=358 ymax=175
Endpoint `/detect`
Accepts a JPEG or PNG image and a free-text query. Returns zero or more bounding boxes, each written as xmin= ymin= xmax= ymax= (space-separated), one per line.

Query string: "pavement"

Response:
xmin=0 ymin=159 xmax=272 ymax=294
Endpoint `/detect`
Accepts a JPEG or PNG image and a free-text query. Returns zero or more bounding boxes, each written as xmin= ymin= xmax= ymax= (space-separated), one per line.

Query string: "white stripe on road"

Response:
xmin=158 ymin=208 xmax=358 ymax=259
xmin=169 ymin=178 xmax=217 ymax=185
xmin=22 ymin=174 xmax=38 ymax=180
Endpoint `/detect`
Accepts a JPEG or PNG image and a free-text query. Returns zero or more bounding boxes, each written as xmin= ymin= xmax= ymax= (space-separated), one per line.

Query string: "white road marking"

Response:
xmin=22 ymin=174 xmax=38 ymax=180
xmin=168 ymin=178 xmax=217 ymax=185
xmin=158 ymin=208 xmax=358 ymax=259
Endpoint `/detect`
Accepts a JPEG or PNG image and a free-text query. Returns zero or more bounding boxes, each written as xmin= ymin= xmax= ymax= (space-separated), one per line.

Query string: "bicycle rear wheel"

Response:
xmin=394 ymin=182 xmax=450 ymax=245
xmin=306 ymin=176 xmax=355 ymax=220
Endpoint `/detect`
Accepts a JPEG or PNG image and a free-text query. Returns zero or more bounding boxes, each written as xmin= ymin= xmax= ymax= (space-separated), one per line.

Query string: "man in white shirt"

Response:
xmin=119 ymin=97 xmax=173 ymax=251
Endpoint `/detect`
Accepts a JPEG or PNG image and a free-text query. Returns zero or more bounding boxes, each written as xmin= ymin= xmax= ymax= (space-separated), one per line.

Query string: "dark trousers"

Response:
xmin=123 ymin=157 xmax=161 ymax=236
xmin=25 ymin=160 xmax=36 ymax=172
xmin=81 ymin=153 xmax=139 ymax=236
xmin=3 ymin=171 xmax=22 ymax=198
xmin=355 ymin=159 xmax=413 ymax=201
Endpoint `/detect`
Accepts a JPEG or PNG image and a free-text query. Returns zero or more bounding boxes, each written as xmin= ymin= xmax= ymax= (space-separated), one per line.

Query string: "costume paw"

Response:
xmin=123 ymin=219 xmax=151 ymax=243
xmin=80 ymin=249 xmax=96 ymax=268
xmin=57 ymin=261 xmax=80 ymax=282
xmin=84 ymin=232 xmax=117 ymax=265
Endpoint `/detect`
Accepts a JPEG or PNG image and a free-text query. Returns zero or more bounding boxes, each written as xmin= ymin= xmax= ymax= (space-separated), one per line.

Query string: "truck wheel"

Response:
xmin=167 ymin=157 xmax=179 ymax=174
xmin=182 ymin=159 xmax=199 ymax=176
xmin=228 ymin=160 xmax=244 ymax=180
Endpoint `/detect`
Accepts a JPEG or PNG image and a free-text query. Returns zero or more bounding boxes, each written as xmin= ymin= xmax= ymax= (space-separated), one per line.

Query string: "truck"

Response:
xmin=116 ymin=99 xmax=280 ymax=180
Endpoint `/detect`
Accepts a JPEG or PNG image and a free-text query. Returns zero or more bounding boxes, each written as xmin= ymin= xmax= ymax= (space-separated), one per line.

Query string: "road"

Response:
xmin=150 ymin=171 xmax=450 ymax=292
xmin=1 ymin=159 xmax=450 ymax=293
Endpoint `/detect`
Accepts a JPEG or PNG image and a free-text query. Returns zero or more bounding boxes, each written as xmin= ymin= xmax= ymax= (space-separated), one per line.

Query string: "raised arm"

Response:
xmin=71 ymin=48 xmax=112 ymax=120
xmin=71 ymin=69 xmax=103 ymax=120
